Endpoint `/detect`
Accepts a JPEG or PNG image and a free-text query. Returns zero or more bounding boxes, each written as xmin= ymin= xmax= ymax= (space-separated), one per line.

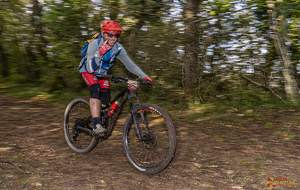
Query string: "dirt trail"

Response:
xmin=0 ymin=96 xmax=300 ymax=189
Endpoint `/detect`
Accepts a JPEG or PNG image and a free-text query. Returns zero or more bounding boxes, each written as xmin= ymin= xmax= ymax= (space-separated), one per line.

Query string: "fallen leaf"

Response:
xmin=0 ymin=147 xmax=12 ymax=151
xmin=194 ymin=163 xmax=202 ymax=168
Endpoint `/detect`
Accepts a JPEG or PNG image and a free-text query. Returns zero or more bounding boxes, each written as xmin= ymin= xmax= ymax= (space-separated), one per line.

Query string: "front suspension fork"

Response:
xmin=128 ymin=91 xmax=149 ymax=141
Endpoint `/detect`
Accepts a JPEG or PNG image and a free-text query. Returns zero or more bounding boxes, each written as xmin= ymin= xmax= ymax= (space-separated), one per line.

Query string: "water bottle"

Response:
xmin=108 ymin=101 xmax=119 ymax=118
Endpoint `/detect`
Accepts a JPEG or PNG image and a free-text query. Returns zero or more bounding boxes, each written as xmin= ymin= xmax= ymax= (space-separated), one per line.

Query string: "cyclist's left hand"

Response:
xmin=143 ymin=77 xmax=153 ymax=85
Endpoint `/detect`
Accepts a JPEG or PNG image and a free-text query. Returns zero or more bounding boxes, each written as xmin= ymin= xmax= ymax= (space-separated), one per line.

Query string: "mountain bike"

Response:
xmin=63 ymin=75 xmax=176 ymax=174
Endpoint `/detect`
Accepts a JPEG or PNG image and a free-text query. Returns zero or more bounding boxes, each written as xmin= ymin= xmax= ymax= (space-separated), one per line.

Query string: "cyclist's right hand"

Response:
xmin=143 ymin=77 xmax=153 ymax=85
xmin=98 ymin=39 xmax=113 ymax=56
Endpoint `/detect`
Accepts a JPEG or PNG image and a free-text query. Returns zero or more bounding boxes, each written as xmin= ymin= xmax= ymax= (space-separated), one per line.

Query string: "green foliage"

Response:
xmin=1 ymin=0 xmax=300 ymax=109
xmin=205 ymin=0 xmax=232 ymax=15
xmin=275 ymin=0 xmax=300 ymax=60
xmin=125 ymin=0 xmax=165 ymax=16
xmin=0 ymin=76 xmax=89 ymax=106
xmin=253 ymin=0 xmax=300 ymax=81
xmin=41 ymin=0 xmax=103 ymax=91
xmin=198 ymin=77 xmax=288 ymax=115
xmin=265 ymin=122 xmax=275 ymax=129
xmin=0 ymin=0 xmax=24 ymax=77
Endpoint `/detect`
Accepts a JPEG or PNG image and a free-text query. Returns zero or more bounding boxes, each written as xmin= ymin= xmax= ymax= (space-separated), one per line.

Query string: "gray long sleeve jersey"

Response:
xmin=79 ymin=37 xmax=148 ymax=79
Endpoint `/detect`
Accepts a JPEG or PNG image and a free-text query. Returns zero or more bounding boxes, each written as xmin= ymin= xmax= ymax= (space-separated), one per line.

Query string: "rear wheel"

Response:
xmin=63 ymin=97 xmax=99 ymax=153
xmin=123 ymin=104 xmax=176 ymax=174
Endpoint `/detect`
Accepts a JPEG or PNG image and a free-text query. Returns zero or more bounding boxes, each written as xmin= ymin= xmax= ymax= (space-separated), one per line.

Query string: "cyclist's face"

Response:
xmin=103 ymin=33 xmax=118 ymax=46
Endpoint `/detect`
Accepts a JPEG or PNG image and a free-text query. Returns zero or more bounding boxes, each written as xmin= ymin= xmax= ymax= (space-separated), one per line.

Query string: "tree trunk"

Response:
xmin=183 ymin=0 xmax=201 ymax=90
xmin=0 ymin=13 xmax=8 ymax=77
xmin=32 ymin=0 xmax=47 ymax=59
xmin=128 ymin=18 xmax=146 ymax=56
xmin=0 ymin=43 xmax=8 ymax=77
xmin=109 ymin=0 xmax=119 ymax=20
xmin=267 ymin=0 xmax=299 ymax=103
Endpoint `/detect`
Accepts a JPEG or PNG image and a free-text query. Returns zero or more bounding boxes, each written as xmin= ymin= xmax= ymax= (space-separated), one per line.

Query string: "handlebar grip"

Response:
xmin=142 ymin=79 xmax=153 ymax=85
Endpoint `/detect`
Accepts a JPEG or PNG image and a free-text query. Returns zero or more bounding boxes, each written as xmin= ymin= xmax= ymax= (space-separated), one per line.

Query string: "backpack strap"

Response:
xmin=79 ymin=33 xmax=103 ymax=70
xmin=109 ymin=43 xmax=122 ymax=63
xmin=97 ymin=37 xmax=102 ymax=50
xmin=87 ymin=32 xmax=100 ymax=43
xmin=79 ymin=41 xmax=122 ymax=72
xmin=78 ymin=55 xmax=87 ymax=70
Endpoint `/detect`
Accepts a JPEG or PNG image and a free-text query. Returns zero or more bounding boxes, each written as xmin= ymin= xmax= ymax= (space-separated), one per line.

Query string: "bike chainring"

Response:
xmin=75 ymin=117 xmax=92 ymax=130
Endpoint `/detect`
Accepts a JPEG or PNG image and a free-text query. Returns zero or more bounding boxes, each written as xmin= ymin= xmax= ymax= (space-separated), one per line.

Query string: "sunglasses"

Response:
xmin=106 ymin=33 xmax=120 ymax=38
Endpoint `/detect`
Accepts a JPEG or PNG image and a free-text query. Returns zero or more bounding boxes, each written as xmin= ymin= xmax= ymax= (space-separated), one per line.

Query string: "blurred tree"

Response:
xmin=267 ymin=1 xmax=298 ymax=103
xmin=102 ymin=0 xmax=121 ymax=20
xmin=42 ymin=0 xmax=104 ymax=91
xmin=0 ymin=0 xmax=23 ymax=78
xmin=123 ymin=0 xmax=167 ymax=56
xmin=26 ymin=0 xmax=47 ymax=80
xmin=252 ymin=0 xmax=300 ymax=103
xmin=1 ymin=0 xmax=300 ymax=105
xmin=183 ymin=0 xmax=201 ymax=91
xmin=0 ymin=12 xmax=8 ymax=77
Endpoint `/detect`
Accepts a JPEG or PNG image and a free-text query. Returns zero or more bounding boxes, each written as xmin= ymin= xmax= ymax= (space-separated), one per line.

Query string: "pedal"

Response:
xmin=98 ymin=132 xmax=107 ymax=138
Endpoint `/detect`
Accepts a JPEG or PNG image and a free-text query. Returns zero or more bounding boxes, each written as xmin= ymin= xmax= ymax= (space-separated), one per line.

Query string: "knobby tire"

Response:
xmin=122 ymin=104 xmax=176 ymax=174
xmin=63 ymin=97 xmax=99 ymax=153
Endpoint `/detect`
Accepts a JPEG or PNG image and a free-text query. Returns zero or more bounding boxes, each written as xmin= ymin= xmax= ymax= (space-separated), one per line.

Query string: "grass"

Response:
xmin=265 ymin=122 xmax=275 ymax=129
xmin=0 ymin=78 xmax=183 ymax=108
xmin=0 ymin=78 xmax=89 ymax=106
xmin=1 ymin=77 xmax=299 ymax=126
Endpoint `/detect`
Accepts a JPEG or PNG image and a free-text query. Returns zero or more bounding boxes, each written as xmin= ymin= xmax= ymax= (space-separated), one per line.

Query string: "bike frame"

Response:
xmin=98 ymin=75 xmax=148 ymax=141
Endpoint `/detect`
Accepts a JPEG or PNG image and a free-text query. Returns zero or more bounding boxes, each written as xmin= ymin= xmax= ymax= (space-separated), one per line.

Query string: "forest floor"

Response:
xmin=0 ymin=96 xmax=300 ymax=190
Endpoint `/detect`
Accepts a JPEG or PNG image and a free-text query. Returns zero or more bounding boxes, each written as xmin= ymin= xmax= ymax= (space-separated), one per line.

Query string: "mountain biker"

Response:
xmin=79 ymin=20 xmax=153 ymax=135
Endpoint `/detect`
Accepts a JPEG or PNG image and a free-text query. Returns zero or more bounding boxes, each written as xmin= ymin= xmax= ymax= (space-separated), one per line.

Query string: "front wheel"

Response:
xmin=123 ymin=104 xmax=176 ymax=174
xmin=63 ymin=97 xmax=99 ymax=153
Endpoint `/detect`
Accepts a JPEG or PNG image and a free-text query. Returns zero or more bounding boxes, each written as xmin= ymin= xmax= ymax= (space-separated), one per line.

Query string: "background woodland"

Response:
xmin=1 ymin=0 xmax=300 ymax=106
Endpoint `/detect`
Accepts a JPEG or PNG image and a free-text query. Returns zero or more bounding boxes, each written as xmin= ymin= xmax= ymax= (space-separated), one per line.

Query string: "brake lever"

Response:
xmin=111 ymin=78 xmax=121 ymax=83
xmin=142 ymin=80 xmax=152 ymax=85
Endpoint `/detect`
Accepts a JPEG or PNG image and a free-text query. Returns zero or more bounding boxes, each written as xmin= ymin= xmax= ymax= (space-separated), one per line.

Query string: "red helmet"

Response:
xmin=101 ymin=20 xmax=123 ymax=34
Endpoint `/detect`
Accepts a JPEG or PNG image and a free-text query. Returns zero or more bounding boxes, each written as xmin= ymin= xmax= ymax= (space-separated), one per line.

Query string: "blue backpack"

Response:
xmin=79 ymin=32 xmax=102 ymax=70
xmin=81 ymin=32 xmax=102 ymax=56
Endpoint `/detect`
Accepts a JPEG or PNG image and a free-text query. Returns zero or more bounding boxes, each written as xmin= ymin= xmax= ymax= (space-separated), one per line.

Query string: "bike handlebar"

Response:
xmin=97 ymin=75 xmax=152 ymax=85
